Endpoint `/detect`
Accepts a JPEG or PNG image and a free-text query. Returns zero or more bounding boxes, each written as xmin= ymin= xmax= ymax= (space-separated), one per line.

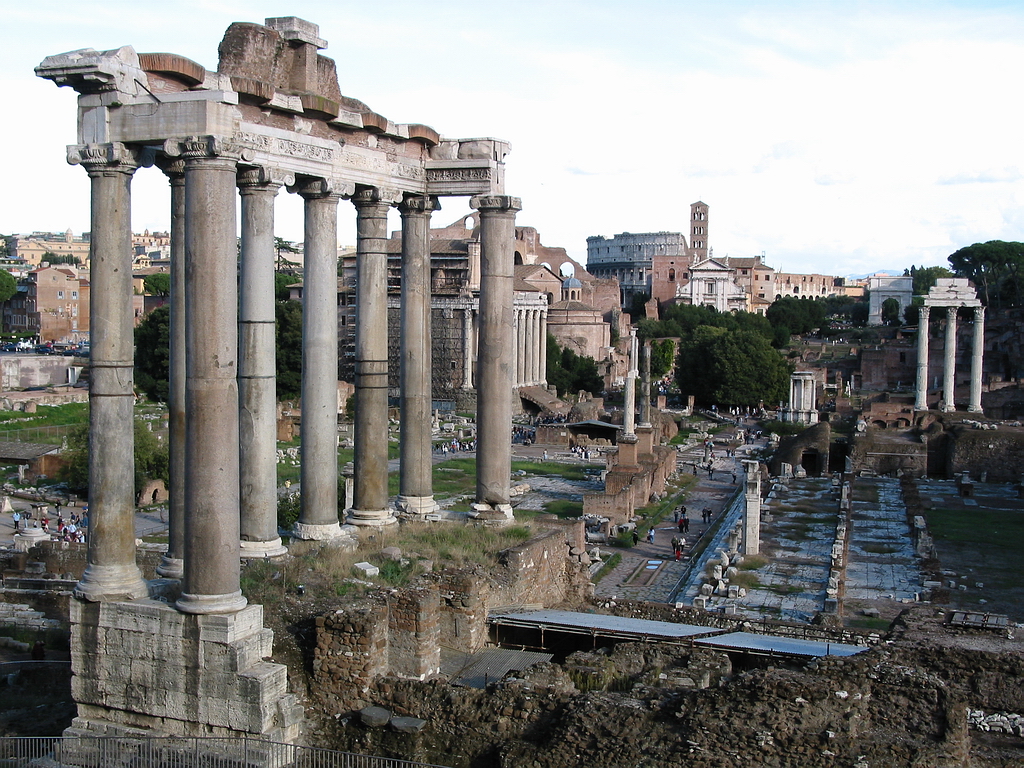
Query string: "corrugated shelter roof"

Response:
xmin=692 ymin=632 xmax=867 ymax=658
xmin=0 ymin=442 xmax=59 ymax=462
xmin=443 ymin=647 xmax=553 ymax=688
xmin=489 ymin=609 xmax=721 ymax=641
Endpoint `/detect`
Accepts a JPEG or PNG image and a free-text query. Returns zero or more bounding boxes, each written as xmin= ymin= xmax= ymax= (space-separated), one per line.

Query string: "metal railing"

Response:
xmin=0 ymin=737 xmax=451 ymax=768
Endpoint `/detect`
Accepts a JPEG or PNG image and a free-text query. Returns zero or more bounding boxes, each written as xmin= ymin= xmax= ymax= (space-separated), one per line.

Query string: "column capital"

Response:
xmin=470 ymin=194 xmax=522 ymax=213
xmin=237 ymin=165 xmax=292 ymax=193
xmin=352 ymin=185 xmax=402 ymax=208
xmin=975 ymin=304 xmax=986 ymax=320
xmin=398 ymin=194 xmax=440 ymax=215
xmin=163 ymin=134 xmax=246 ymax=164
xmin=155 ymin=156 xmax=186 ymax=181
xmin=946 ymin=305 xmax=958 ymax=318
xmin=919 ymin=304 xmax=930 ymax=318
xmin=292 ymin=175 xmax=354 ymax=200
xmin=68 ymin=142 xmax=142 ymax=175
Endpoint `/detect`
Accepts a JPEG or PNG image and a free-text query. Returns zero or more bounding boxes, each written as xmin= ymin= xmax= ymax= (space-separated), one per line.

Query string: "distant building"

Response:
xmin=674 ymin=257 xmax=748 ymax=312
xmin=7 ymin=229 xmax=90 ymax=267
xmin=3 ymin=266 xmax=90 ymax=343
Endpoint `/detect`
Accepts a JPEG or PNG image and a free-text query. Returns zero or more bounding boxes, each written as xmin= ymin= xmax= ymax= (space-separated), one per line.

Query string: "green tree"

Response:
xmin=546 ymin=334 xmax=603 ymax=397
xmin=143 ymin=272 xmax=171 ymax=297
xmin=0 ymin=270 xmax=16 ymax=303
xmin=276 ymin=300 xmax=303 ymax=400
xmin=676 ymin=326 xmax=791 ymax=408
xmin=904 ymin=265 xmax=953 ymax=296
xmin=275 ymin=237 xmax=301 ymax=272
xmin=275 ymin=273 xmax=296 ymax=301
xmin=765 ymin=296 xmax=826 ymax=336
xmin=134 ymin=306 xmax=171 ymax=402
xmin=650 ymin=339 xmax=675 ymax=378
xmin=42 ymin=252 xmax=80 ymax=266
xmin=628 ymin=292 xmax=650 ymax=320
xmin=60 ymin=417 xmax=169 ymax=498
xmin=881 ymin=297 xmax=901 ymax=326
xmin=948 ymin=241 xmax=1024 ymax=309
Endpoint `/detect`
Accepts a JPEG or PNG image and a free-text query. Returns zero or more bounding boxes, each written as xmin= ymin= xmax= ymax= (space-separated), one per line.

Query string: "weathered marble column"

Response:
xmin=348 ymin=187 xmax=397 ymax=527
xmin=156 ymin=159 xmax=185 ymax=580
xmin=71 ymin=143 xmax=148 ymax=602
xmin=294 ymin=181 xmax=345 ymax=539
xmin=462 ymin=308 xmax=475 ymax=389
xmin=514 ymin=309 xmax=524 ymax=386
xmin=471 ymin=195 xmax=521 ymax=519
xmin=969 ymin=305 xmax=985 ymax=413
xmin=238 ymin=168 xmax=287 ymax=557
xmin=639 ymin=340 xmax=652 ymax=427
xmin=943 ymin=306 xmax=958 ymax=412
xmin=177 ymin=139 xmax=246 ymax=615
xmin=539 ymin=310 xmax=548 ymax=386
xmin=742 ymin=459 xmax=761 ymax=555
xmin=915 ymin=305 xmax=930 ymax=411
xmin=525 ymin=308 xmax=536 ymax=385
xmin=397 ymin=195 xmax=439 ymax=517
xmin=623 ymin=329 xmax=638 ymax=439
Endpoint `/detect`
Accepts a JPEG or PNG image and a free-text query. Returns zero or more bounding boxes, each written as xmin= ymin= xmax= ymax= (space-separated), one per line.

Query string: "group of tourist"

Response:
xmin=435 ymin=439 xmax=476 ymax=454
xmin=9 ymin=507 xmax=86 ymax=543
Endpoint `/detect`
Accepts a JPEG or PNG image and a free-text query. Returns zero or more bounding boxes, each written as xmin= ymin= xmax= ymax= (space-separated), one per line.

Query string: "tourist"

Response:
xmin=631 ymin=529 xmax=639 ymax=546
xmin=12 ymin=511 xmax=20 ymax=531
xmin=646 ymin=527 xmax=655 ymax=544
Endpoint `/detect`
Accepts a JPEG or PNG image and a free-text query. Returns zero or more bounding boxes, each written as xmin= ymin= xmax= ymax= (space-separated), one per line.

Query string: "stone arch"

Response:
xmin=872 ymin=420 xmax=887 ymax=429
xmin=514 ymin=251 xmax=524 ymax=265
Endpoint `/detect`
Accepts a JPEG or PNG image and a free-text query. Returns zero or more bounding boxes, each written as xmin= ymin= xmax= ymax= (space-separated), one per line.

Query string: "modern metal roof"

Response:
xmin=692 ymin=632 xmax=867 ymax=658
xmin=443 ymin=647 xmax=553 ymax=688
xmin=488 ymin=609 xmax=722 ymax=641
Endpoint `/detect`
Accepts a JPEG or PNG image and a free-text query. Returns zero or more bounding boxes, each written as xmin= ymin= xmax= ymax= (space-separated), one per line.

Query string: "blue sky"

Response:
xmin=2 ymin=0 xmax=1022 ymax=276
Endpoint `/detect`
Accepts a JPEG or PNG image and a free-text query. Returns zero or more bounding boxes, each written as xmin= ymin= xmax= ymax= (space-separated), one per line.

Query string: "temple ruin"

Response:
xmin=36 ymin=16 xmax=518 ymax=740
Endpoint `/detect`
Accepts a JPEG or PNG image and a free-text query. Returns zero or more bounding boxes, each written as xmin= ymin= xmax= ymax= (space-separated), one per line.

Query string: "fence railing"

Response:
xmin=0 ymin=736 xmax=451 ymax=768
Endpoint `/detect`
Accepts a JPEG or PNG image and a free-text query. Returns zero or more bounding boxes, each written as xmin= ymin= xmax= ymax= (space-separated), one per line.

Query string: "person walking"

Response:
xmin=646 ymin=527 xmax=655 ymax=544
xmin=12 ymin=511 xmax=20 ymax=531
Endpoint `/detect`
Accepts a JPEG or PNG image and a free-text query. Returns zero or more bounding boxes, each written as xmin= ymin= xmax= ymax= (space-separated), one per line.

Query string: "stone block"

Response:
xmin=354 ymin=562 xmax=380 ymax=577
xmin=197 ymin=604 xmax=264 ymax=644
xmin=391 ymin=716 xmax=427 ymax=733
xmin=360 ymin=706 xmax=391 ymax=727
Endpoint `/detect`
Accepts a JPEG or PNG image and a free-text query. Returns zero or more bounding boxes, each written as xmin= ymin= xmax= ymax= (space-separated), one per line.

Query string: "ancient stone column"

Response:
xmin=943 ymin=306 xmax=958 ymax=412
xmin=525 ymin=308 xmax=536 ymax=385
xmin=238 ymin=168 xmax=287 ymax=557
xmin=969 ymin=305 xmax=985 ymax=413
xmin=514 ymin=309 xmax=524 ymax=386
xmin=177 ymin=139 xmax=246 ymax=615
xmin=742 ymin=459 xmax=761 ymax=555
xmin=348 ymin=187 xmax=397 ymax=527
xmin=294 ymin=181 xmax=345 ymax=539
xmin=623 ymin=329 xmax=638 ymax=438
xmin=539 ymin=310 xmax=548 ymax=386
xmin=462 ymin=308 xmax=474 ymax=389
xmin=71 ymin=143 xmax=148 ymax=602
xmin=915 ymin=305 xmax=930 ymax=411
xmin=397 ymin=195 xmax=439 ymax=517
xmin=639 ymin=340 xmax=652 ymax=428
xmin=471 ymin=195 xmax=521 ymax=519
xmin=156 ymin=159 xmax=185 ymax=580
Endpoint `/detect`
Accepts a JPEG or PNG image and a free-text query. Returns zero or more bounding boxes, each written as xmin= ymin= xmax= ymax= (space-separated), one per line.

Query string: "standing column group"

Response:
xmin=915 ymin=303 xmax=985 ymax=413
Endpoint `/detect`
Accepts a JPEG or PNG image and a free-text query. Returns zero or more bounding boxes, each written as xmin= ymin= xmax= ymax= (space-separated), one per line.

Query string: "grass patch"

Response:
xmin=511 ymin=460 xmax=602 ymax=482
xmin=592 ymin=553 xmax=622 ymax=584
xmin=730 ymin=571 xmax=761 ymax=589
xmin=767 ymin=584 xmax=804 ymax=596
xmin=544 ymin=499 xmax=584 ymax=518
xmin=852 ymin=484 xmax=880 ymax=503
xmin=738 ymin=554 xmax=769 ymax=570
xmin=846 ymin=616 xmax=892 ymax=631
xmin=926 ymin=507 xmax=1024 ymax=547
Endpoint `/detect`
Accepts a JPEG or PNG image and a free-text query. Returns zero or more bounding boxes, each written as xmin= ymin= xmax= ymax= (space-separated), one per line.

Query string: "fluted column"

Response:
xmin=176 ymin=139 xmax=245 ymax=615
xmin=294 ymin=181 xmax=345 ymax=539
xmin=532 ymin=310 xmax=542 ymax=385
xmin=471 ymin=195 xmax=521 ymax=518
xmin=156 ymin=159 xmax=185 ymax=580
xmin=943 ymin=306 xmax=958 ymax=412
xmin=915 ymin=305 xmax=930 ymax=411
xmin=969 ymin=305 xmax=985 ymax=413
xmin=238 ymin=168 xmax=287 ymax=557
xmin=397 ymin=194 xmax=439 ymax=517
xmin=348 ymin=187 xmax=397 ymax=527
xmin=70 ymin=143 xmax=148 ymax=602
xmin=525 ymin=308 xmax=535 ymax=385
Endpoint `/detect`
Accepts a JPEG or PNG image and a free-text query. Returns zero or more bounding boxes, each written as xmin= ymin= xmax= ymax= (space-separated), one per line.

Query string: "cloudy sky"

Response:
xmin=2 ymin=0 xmax=1022 ymax=276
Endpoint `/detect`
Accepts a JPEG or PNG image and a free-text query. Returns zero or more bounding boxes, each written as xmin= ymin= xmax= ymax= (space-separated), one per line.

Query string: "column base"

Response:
xmin=967 ymin=405 xmax=984 ymax=414
xmin=74 ymin=563 xmax=150 ymax=603
xmin=13 ymin=527 xmax=49 ymax=552
xmin=346 ymin=508 xmax=399 ymax=527
xmin=292 ymin=521 xmax=358 ymax=541
xmin=155 ymin=555 xmax=184 ymax=580
xmin=176 ymin=589 xmax=247 ymax=615
xmin=469 ymin=502 xmax=514 ymax=527
xmin=397 ymin=495 xmax=438 ymax=518
xmin=240 ymin=537 xmax=288 ymax=559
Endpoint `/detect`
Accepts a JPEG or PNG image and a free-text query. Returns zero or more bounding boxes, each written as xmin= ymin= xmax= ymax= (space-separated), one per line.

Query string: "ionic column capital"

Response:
xmin=68 ymin=142 xmax=142 ymax=175
xmin=471 ymin=194 xmax=522 ymax=214
xmin=156 ymin=156 xmax=186 ymax=182
xmin=352 ymin=185 xmax=402 ymax=209
xmin=237 ymin=165 xmax=293 ymax=193
xmin=398 ymin=194 xmax=441 ymax=216
xmin=292 ymin=175 xmax=354 ymax=200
